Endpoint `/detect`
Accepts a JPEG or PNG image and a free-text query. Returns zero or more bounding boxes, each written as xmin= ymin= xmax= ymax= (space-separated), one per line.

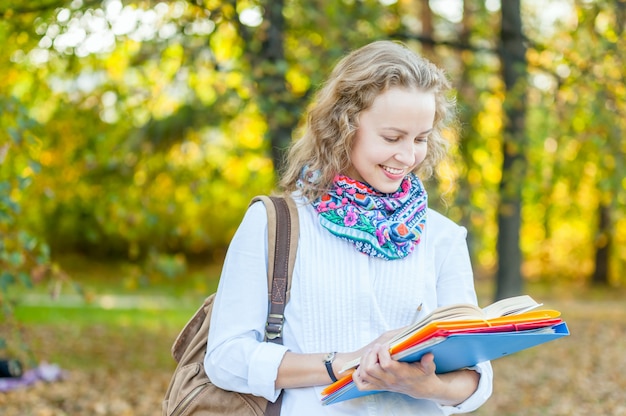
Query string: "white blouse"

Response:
xmin=205 ymin=196 xmax=493 ymax=415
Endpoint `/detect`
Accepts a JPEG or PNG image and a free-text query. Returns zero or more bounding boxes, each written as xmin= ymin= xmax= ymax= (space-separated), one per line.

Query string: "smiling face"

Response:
xmin=346 ymin=87 xmax=436 ymax=193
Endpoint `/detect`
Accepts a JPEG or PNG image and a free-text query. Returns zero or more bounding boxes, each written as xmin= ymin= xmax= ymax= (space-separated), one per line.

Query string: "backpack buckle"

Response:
xmin=265 ymin=313 xmax=284 ymax=340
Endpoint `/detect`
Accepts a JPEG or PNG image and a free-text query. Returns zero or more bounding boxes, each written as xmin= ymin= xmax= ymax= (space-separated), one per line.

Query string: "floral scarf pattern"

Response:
xmin=311 ymin=173 xmax=428 ymax=260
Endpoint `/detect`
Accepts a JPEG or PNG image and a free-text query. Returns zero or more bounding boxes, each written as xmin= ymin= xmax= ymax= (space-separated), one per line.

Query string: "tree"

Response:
xmin=590 ymin=0 xmax=626 ymax=286
xmin=232 ymin=0 xmax=294 ymax=175
xmin=495 ymin=0 xmax=527 ymax=299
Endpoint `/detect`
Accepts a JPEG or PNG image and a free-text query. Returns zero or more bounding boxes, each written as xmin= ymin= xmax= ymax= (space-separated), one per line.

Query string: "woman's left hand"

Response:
xmin=352 ymin=344 xmax=479 ymax=406
xmin=352 ymin=344 xmax=439 ymax=398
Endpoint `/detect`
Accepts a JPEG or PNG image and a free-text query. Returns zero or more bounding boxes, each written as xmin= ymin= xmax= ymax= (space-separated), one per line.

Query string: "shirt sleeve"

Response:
xmin=438 ymin=362 xmax=494 ymax=415
xmin=434 ymin=223 xmax=478 ymax=307
xmin=432 ymin=215 xmax=495 ymax=413
xmin=204 ymin=201 xmax=289 ymax=402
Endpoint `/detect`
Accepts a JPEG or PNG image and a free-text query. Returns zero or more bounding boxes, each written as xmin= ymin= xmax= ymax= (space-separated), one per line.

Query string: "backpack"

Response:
xmin=162 ymin=195 xmax=299 ymax=416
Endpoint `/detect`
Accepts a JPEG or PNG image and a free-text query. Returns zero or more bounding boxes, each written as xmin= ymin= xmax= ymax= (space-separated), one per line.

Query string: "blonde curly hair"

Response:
xmin=279 ymin=40 xmax=457 ymax=201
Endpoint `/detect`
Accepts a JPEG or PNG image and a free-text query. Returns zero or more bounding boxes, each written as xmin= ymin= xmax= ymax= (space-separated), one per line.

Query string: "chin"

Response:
xmin=372 ymin=183 xmax=402 ymax=194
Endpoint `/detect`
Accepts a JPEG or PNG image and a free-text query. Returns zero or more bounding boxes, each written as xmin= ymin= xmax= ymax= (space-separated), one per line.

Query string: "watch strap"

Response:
xmin=324 ymin=352 xmax=338 ymax=383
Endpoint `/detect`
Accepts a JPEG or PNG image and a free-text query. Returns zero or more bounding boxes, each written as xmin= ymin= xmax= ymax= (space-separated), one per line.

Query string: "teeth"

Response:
xmin=382 ymin=166 xmax=403 ymax=175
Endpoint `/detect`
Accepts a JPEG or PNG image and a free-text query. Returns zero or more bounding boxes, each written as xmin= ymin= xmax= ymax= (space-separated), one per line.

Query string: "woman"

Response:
xmin=205 ymin=40 xmax=493 ymax=415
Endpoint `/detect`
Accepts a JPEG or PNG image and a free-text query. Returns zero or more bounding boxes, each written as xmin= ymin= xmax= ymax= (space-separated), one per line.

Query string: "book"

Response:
xmin=340 ymin=294 xmax=544 ymax=372
xmin=320 ymin=295 xmax=570 ymax=406
xmin=389 ymin=294 xmax=544 ymax=350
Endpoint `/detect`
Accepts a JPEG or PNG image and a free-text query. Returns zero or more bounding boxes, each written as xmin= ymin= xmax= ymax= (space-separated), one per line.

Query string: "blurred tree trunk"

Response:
xmin=592 ymin=202 xmax=611 ymax=285
xmin=235 ymin=0 xmax=293 ymax=175
xmin=419 ymin=0 xmax=434 ymax=58
xmin=258 ymin=0 xmax=292 ymax=175
xmin=495 ymin=0 xmax=527 ymax=300
xmin=591 ymin=0 xmax=625 ymax=286
xmin=455 ymin=1 xmax=478 ymax=252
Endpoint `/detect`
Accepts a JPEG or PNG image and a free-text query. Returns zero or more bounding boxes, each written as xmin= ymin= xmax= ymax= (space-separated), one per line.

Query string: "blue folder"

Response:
xmin=321 ymin=322 xmax=570 ymax=405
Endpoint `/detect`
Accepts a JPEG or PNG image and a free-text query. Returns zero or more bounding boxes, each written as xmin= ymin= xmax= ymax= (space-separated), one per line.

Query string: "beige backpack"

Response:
xmin=162 ymin=195 xmax=299 ymax=416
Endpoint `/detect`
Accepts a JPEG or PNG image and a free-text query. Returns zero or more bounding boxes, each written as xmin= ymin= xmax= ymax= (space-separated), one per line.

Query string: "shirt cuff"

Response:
xmin=248 ymin=342 xmax=290 ymax=401
xmin=437 ymin=361 xmax=494 ymax=415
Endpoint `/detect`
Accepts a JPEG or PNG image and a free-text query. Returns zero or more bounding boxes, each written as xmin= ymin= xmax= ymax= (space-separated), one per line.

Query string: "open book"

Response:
xmin=321 ymin=295 xmax=569 ymax=406
xmin=342 ymin=294 xmax=543 ymax=372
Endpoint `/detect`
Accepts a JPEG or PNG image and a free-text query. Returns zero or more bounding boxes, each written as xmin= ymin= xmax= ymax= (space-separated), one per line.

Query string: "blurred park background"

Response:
xmin=1 ymin=0 xmax=625 ymax=415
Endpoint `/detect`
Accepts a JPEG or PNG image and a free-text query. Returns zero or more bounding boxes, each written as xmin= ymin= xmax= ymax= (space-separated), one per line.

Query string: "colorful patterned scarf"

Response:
xmin=311 ymin=173 xmax=428 ymax=260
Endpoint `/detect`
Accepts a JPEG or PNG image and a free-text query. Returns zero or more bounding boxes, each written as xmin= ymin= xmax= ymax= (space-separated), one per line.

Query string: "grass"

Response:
xmin=14 ymin=304 xmax=194 ymax=330
xmin=2 ymin=255 xmax=213 ymax=372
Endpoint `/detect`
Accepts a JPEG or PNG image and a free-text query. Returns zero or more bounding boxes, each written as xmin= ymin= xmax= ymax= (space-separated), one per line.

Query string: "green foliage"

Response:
xmin=0 ymin=96 xmax=53 ymax=355
xmin=2 ymin=0 xmax=407 ymax=262
xmin=519 ymin=0 xmax=626 ymax=283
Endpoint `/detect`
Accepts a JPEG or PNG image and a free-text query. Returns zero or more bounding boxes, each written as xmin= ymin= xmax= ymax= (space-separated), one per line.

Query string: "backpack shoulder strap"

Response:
xmin=249 ymin=195 xmax=299 ymax=343
xmin=250 ymin=195 xmax=298 ymax=416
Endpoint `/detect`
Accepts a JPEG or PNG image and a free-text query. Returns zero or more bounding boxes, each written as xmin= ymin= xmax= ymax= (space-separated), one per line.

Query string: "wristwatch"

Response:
xmin=323 ymin=352 xmax=338 ymax=382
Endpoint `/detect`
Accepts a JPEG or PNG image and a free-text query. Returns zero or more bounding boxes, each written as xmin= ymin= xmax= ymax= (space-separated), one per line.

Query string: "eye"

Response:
xmin=414 ymin=136 xmax=429 ymax=143
xmin=383 ymin=136 xmax=400 ymax=142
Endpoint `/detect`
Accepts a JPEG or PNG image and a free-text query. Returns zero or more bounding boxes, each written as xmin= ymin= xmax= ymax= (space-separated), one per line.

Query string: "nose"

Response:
xmin=394 ymin=140 xmax=416 ymax=167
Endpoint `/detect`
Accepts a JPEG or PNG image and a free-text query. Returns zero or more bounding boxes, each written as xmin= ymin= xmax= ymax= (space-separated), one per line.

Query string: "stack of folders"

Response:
xmin=321 ymin=295 xmax=570 ymax=405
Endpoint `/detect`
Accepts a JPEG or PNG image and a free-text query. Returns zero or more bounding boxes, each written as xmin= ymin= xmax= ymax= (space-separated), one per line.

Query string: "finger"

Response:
xmin=360 ymin=344 xmax=381 ymax=372
xmin=419 ymin=353 xmax=436 ymax=375
xmin=376 ymin=343 xmax=394 ymax=370
xmin=352 ymin=368 xmax=373 ymax=391
xmin=362 ymin=345 xmax=393 ymax=386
